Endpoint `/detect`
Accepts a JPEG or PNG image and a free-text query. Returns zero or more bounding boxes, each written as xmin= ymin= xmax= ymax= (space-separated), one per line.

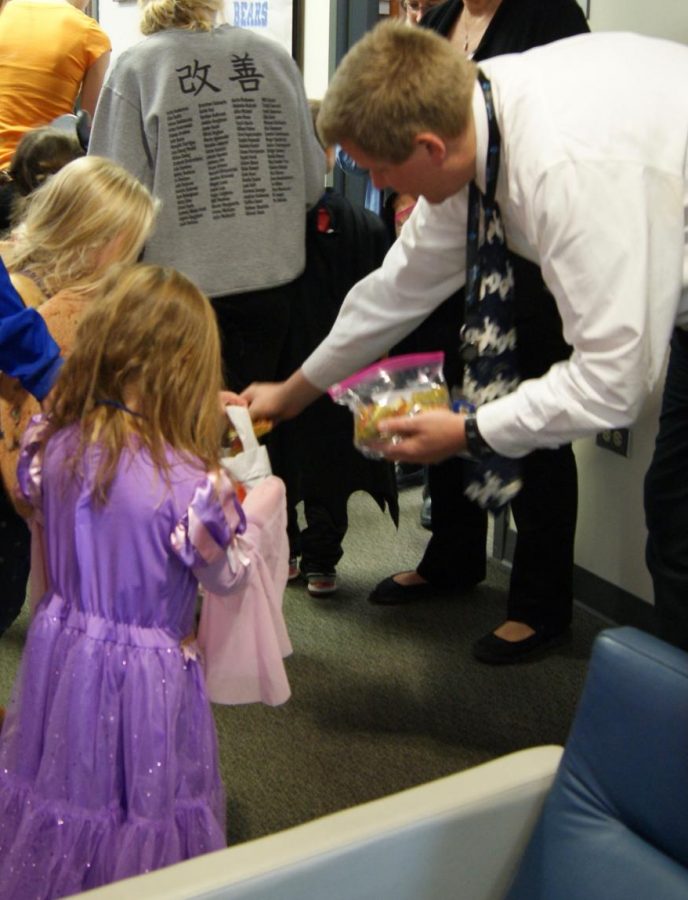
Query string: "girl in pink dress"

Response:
xmin=0 ymin=264 xmax=269 ymax=897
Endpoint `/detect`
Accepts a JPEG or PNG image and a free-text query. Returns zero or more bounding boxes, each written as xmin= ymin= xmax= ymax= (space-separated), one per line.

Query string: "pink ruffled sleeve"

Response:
xmin=171 ymin=471 xmax=248 ymax=595
xmin=16 ymin=414 xmax=49 ymax=512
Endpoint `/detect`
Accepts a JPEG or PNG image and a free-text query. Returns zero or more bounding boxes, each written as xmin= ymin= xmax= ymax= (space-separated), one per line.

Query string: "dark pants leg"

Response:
xmin=417 ymin=444 xmax=577 ymax=628
xmin=417 ymin=456 xmax=488 ymax=589
xmin=502 ymin=269 xmax=578 ymax=632
xmin=300 ymin=497 xmax=348 ymax=576
xmin=644 ymin=328 xmax=688 ymax=650
xmin=507 ymin=444 xmax=578 ymax=631
xmin=393 ymin=291 xmax=488 ymax=589
xmin=0 ymin=485 xmax=30 ymax=636
xmin=397 ymin=262 xmax=578 ymax=625
xmin=211 ymin=285 xmax=301 ymax=556
xmin=211 ymin=287 xmax=293 ymax=392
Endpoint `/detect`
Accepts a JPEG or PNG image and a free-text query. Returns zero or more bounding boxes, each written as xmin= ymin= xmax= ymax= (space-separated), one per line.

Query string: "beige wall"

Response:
xmin=97 ymin=0 xmax=141 ymax=62
xmin=569 ymin=1 xmax=685 ymax=606
xmin=572 ymin=386 xmax=662 ymax=606
xmin=589 ymin=0 xmax=688 ymax=43
xmin=302 ymin=0 xmax=331 ymax=100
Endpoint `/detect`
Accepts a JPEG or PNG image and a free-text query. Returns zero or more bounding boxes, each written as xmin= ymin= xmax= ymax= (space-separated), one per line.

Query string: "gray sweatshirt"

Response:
xmin=90 ymin=24 xmax=325 ymax=297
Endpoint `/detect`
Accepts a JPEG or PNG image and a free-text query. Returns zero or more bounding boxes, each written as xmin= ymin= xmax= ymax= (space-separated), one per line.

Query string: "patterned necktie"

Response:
xmin=460 ymin=71 xmax=522 ymax=511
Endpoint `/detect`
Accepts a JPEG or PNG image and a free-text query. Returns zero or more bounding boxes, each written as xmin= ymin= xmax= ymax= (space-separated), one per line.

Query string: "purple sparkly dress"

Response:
xmin=0 ymin=419 xmax=248 ymax=898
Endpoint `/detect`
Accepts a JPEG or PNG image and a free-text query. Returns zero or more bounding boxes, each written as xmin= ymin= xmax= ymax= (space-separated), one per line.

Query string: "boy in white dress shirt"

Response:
xmin=244 ymin=22 xmax=688 ymax=651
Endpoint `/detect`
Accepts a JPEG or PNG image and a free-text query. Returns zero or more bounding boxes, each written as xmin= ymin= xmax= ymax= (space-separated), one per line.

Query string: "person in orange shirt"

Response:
xmin=0 ymin=0 xmax=110 ymax=169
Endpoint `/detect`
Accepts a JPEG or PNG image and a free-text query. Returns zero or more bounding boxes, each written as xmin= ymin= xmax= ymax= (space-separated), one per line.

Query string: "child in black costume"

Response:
xmin=283 ymin=109 xmax=398 ymax=596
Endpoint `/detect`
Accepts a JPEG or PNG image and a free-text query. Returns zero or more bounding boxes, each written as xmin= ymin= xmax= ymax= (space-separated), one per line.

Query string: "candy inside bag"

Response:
xmin=225 ymin=417 xmax=272 ymax=456
xmin=328 ymin=352 xmax=450 ymax=459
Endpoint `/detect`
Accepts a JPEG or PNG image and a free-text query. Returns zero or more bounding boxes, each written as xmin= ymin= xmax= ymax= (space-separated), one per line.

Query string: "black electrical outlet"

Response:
xmin=596 ymin=428 xmax=631 ymax=457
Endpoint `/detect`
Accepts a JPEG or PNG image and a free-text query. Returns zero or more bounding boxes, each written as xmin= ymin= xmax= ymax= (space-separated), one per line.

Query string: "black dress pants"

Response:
xmin=645 ymin=327 xmax=688 ymax=650
xmin=417 ymin=444 xmax=577 ymax=631
xmin=211 ymin=284 xmax=302 ymax=554
xmin=395 ymin=256 xmax=579 ymax=631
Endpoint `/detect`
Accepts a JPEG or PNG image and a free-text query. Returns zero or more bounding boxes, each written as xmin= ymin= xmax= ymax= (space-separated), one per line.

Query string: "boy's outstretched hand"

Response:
xmin=241 ymin=381 xmax=289 ymax=423
xmin=242 ymin=369 xmax=323 ymax=423
xmin=219 ymin=390 xmax=246 ymax=411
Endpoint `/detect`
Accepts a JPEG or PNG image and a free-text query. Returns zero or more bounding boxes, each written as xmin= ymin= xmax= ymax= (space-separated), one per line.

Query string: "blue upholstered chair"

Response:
xmin=507 ymin=626 xmax=688 ymax=900
xmin=81 ymin=627 xmax=688 ymax=899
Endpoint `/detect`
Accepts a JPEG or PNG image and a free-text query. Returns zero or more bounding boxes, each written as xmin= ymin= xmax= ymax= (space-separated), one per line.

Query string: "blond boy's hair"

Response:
xmin=47 ymin=263 xmax=225 ymax=502
xmin=318 ymin=20 xmax=477 ymax=163
xmin=139 ymin=0 xmax=222 ymax=34
xmin=5 ymin=156 xmax=157 ymax=299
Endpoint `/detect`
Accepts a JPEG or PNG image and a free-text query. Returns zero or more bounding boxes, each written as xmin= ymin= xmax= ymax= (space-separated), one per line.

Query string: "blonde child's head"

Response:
xmin=139 ymin=0 xmax=222 ymax=34
xmin=49 ymin=263 xmax=224 ymax=501
xmin=4 ymin=156 xmax=158 ymax=298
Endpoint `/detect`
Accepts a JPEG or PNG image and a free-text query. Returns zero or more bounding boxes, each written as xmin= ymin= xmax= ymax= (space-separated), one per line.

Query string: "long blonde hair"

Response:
xmin=4 ymin=156 xmax=157 ymax=298
xmin=139 ymin=0 xmax=222 ymax=34
xmin=46 ymin=264 xmax=225 ymax=503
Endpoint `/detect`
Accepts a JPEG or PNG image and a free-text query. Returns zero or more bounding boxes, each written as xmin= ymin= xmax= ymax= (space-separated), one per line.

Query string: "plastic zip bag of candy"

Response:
xmin=328 ymin=352 xmax=450 ymax=459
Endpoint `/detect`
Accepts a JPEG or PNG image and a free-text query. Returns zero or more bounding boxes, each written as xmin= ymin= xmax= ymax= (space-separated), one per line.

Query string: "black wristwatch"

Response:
xmin=463 ymin=413 xmax=493 ymax=459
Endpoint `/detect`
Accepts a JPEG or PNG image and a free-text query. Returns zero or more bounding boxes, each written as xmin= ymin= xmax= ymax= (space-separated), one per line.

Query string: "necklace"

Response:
xmin=457 ymin=0 xmax=501 ymax=56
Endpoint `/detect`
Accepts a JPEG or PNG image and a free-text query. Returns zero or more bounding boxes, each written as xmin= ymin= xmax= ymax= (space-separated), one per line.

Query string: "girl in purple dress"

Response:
xmin=0 ymin=264 xmax=251 ymax=897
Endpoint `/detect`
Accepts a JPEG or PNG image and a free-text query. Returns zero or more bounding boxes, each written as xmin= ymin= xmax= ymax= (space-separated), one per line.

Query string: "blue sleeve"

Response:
xmin=0 ymin=258 xmax=63 ymax=401
xmin=334 ymin=147 xmax=382 ymax=216
xmin=335 ymin=146 xmax=369 ymax=177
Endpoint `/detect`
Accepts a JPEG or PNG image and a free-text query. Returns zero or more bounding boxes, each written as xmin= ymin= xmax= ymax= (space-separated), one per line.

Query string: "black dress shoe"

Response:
xmin=472 ymin=626 xmax=571 ymax=665
xmin=368 ymin=573 xmax=479 ymax=605
xmin=368 ymin=575 xmax=437 ymax=605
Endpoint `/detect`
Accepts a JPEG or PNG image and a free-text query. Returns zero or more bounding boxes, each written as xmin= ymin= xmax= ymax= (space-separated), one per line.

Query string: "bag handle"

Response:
xmin=225 ymin=405 xmax=260 ymax=452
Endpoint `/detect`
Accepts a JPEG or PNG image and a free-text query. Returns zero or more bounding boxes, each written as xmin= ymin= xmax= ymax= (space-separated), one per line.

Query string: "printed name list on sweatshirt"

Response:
xmin=166 ymin=53 xmax=294 ymax=227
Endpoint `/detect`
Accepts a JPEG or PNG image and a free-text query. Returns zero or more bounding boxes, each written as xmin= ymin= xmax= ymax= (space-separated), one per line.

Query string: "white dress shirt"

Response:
xmin=302 ymin=32 xmax=688 ymax=458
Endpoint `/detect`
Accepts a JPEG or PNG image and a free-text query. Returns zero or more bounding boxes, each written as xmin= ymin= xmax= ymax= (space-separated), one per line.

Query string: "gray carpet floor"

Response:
xmin=0 ymin=486 xmax=607 ymax=846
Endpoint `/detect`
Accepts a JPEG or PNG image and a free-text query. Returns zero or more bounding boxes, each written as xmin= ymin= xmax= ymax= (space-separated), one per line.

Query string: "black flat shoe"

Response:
xmin=472 ymin=626 xmax=571 ymax=665
xmin=368 ymin=573 xmax=480 ymax=606
xmin=368 ymin=574 xmax=438 ymax=605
